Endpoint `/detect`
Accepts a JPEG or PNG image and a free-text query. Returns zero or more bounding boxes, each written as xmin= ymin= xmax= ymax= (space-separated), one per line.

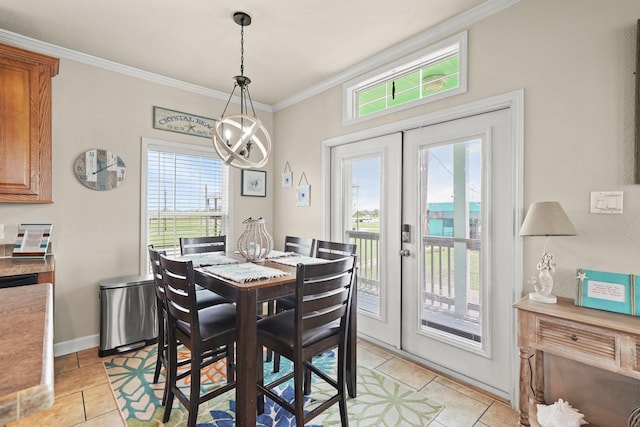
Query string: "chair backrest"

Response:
xmin=148 ymin=245 xmax=166 ymax=303
xmin=294 ymin=256 xmax=356 ymax=347
xmin=284 ymin=236 xmax=315 ymax=257
xmin=180 ymin=235 xmax=226 ymax=255
xmin=315 ymin=240 xmax=357 ymax=260
xmin=159 ymin=254 xmax=200 ymax=342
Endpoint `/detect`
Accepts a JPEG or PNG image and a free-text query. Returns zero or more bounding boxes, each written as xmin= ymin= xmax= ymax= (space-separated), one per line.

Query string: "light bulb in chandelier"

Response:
xmin=212 ymin=11 xmax=271 ymax=169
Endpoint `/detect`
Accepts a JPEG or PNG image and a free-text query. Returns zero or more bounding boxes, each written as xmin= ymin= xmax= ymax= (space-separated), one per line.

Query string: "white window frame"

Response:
xmin=343 ymin=31 xmax=468 ymax=125
xmin=139 ymin=137 xmax=232 ymax=274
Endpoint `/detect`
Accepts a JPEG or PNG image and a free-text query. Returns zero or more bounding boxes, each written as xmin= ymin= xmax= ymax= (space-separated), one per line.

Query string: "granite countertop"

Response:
xmin=0 ymin=254 xmax=55 ymax=278
xmin=0 ymin=283 xmax=54 ymax=424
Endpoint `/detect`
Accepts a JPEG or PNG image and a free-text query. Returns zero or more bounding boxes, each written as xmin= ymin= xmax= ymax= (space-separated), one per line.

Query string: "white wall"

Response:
xmin=271 ymin=0 xmax=640 ymax=425
xmin=0 ymin=58 xmax=274 ymax=347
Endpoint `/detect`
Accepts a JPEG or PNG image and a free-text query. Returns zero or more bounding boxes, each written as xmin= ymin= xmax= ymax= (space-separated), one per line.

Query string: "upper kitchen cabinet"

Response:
xmin=0 ymin=43 xmax=59 ymax=203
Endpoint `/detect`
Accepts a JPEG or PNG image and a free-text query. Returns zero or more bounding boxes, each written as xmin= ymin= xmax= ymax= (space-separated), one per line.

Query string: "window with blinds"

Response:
xmin=143 ymin=139 xmax=228 ymax=259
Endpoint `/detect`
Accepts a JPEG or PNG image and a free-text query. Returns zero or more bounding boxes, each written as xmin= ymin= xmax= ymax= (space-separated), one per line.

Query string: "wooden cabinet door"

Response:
xmin=0 ymin=43 xmax=58 ymax=203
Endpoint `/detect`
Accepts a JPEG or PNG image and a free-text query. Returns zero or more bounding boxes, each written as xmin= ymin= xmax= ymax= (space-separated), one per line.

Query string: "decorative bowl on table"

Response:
xmin=237 ymin=217 xmax=273 ymax=263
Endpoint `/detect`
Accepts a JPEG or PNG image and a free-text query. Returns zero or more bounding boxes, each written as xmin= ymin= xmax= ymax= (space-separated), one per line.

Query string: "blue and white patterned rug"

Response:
xmin=105 ymin=346 xmax=443 ymax=426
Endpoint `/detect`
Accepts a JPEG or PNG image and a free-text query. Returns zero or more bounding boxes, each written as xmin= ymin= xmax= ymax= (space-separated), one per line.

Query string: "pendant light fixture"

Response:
xmin=212 ymin=11 xmax=271 ymax=169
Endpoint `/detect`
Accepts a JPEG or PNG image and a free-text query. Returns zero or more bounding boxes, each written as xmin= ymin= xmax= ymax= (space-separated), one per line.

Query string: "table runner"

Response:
xmin=265 ymin=250 xmax=295 ymax=259
xmin=201 ymin=262 xmax=290 ymax=283
xmin=269 ymin=255 xmax=329 ymax=267
xmin=176 ymin=253 xmax=240 ymax=267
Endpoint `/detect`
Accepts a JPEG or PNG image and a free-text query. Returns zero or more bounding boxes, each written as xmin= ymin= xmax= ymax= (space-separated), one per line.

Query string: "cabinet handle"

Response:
xmin=570 ymin=334 xmax=579 ymax=341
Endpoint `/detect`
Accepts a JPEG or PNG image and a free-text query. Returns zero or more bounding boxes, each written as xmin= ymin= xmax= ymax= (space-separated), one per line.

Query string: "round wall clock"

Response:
xmin=74 ymin=149 xmax=126 ymax=191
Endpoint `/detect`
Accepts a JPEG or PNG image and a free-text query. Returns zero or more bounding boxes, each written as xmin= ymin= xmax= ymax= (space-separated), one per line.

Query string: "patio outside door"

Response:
xmin=330 ymin=133 xmax=402 ymax=347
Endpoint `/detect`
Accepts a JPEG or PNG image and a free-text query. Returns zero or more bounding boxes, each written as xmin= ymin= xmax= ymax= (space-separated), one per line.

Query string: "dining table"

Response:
xmin=190 ymin=251 xmax=357 ymax=427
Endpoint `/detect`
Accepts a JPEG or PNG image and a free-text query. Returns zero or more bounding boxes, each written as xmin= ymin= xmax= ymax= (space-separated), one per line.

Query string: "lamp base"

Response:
xmin=529 ymin=292 xmax=557 ymax=304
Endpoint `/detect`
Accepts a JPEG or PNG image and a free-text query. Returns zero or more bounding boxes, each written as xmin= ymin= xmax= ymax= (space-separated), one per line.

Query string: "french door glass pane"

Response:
xmin=346 ymin=155 xmax=382 ymax=316
xmin=420 ymin=138 xmax=482 ymax=345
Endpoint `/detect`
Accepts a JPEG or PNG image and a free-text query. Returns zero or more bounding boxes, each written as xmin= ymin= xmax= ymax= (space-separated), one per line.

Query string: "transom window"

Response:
xmin=343 ymin=31 xmax=467 ymax=124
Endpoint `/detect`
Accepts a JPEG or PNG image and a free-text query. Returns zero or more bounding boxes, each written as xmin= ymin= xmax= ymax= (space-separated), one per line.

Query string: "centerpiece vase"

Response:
xmin=237 ymin=217 xmax=273 ymax=263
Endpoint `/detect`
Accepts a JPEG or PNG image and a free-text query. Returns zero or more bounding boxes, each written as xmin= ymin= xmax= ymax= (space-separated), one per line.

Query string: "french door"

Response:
xmin=326 ymin=96 xmax=520 ymax=400
xmin=330 ymin=134 xmax=402 ymax=347
xmin=401 ymin=108 xmax=515 ymax=398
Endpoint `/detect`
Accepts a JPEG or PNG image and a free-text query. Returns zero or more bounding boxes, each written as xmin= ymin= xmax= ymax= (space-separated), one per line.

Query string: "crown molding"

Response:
xmin=0 ymin=0 xmax=519 ymax=115
xmin=0 ymin=29 xmax=273 ymax=113
xmin=272 ymin=0 xmax=521 ymax=112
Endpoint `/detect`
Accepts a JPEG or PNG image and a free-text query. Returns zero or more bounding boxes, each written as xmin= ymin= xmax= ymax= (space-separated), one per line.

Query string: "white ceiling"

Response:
xmin=0 ymin=0 xmax=502 ymax=107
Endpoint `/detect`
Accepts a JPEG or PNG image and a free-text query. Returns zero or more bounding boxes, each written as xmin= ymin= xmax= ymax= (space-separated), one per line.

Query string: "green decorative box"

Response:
xmin=575 ymin=269 xmax=635 ymax=316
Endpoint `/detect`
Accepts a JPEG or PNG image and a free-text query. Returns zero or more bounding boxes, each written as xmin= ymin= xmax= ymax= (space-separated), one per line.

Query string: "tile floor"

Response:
xmin=7 ymin=339 xmax=521 ymax=427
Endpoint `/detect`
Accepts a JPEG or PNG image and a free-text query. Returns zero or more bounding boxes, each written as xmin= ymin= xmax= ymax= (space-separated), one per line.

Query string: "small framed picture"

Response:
xmin=282 ymin=171 xmax=293 ymax=188
xmin=575 ymin=269 xmax=633 ymax=315
xmin=296 ymin=185 xmax=310 ymax=207
xmin=241 ymin=170 xmax=267 ymax=197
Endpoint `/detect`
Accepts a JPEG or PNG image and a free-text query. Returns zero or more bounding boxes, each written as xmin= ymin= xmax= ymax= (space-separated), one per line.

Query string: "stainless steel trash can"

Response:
xmin=99 ymin=274 xmax=157 ymax=357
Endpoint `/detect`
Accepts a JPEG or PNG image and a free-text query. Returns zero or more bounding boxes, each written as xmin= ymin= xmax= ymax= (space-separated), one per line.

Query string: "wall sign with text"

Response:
xmin=153 ymin=106 xmax=215 ymax=139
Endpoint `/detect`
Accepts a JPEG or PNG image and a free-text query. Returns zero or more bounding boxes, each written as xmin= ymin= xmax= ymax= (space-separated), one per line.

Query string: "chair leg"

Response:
xmin=226 ymin=340 xmax=235 ymax=381
xmin=153 ymin=310 xmax=164 ymax=384
xmin=338 ymin=346 xmax=349 ymax=427
xmin=187 ymin=351 xmax=201 ymax=427
xmin=257 ymin=347 xmax=265 ymax=415
xmin=265 ymin=302 xmax=274 ymax=362
xmin=303 ymin=361 xmax=312 ymax=395
xmin=163 ymin=329 xmax=177 ymax=423
xmin=294 ymin=359 xmax=306 ymax=427
xmin=273 ymin=352 xmax=281 ymax=373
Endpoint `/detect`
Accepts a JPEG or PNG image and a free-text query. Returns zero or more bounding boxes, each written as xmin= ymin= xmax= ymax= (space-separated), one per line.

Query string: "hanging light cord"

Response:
xmin=219 ymin=15 xmax=257 ymax=120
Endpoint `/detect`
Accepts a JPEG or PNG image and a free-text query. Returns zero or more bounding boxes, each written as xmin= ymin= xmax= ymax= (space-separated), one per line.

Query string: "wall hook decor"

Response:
xmin=282 ymin=161 xmax=293 ymax=189
xmin=296 ymin=172 xmax=310 ymax=207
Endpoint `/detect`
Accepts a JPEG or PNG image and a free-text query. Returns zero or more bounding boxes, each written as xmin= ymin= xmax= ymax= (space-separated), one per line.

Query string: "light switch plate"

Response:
xmin=0 ymin=224 xmax=4 ymax=240
xmin=590 ymin=191 xmax=623 ymax=214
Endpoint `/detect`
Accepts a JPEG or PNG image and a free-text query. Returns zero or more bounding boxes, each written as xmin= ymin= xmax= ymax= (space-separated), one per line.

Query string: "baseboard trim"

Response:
xmin=54 ymin=334 xmax=100 ymax=357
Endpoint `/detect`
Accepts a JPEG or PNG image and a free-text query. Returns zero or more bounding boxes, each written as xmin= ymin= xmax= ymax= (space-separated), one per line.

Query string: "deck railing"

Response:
xmin=346 ymin=230 xmax=481 ymax=319
xmin=346 ymin=230 xmax=380 ymax=295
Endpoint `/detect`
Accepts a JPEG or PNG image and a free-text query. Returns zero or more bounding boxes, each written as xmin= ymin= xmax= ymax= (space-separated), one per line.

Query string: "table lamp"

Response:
xmin=519 ymin=201 xmax=577 ymax=303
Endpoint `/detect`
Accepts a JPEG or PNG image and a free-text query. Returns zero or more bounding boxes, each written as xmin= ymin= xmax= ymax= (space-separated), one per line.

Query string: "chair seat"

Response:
xmin=257 ymin=310 xmax=339 ymax=350
xmin=275 ymin=295 xmax=295 ymax=311
xmin=176 ymin=303 xmax=237 ymax=341
xmin=196 ymin=289 xmax=229 ymax=309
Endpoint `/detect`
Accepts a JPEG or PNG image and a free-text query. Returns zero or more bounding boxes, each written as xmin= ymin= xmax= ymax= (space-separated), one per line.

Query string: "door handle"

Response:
xmin=399 ymin=249 xmax=411 ymax=257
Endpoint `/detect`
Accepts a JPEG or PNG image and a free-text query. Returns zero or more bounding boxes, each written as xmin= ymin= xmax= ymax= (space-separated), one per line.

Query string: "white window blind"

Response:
xmin=145 ymin=142 xmax=228 ymax=258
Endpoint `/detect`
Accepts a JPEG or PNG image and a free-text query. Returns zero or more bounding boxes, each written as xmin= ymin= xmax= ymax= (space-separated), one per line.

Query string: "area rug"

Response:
xmin=105 ymin=346 xmax=443 ymax=426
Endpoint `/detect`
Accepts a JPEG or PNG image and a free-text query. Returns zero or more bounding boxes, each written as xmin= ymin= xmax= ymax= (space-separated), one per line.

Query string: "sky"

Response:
xmin=350 ymin=139 xmax=482 ymax=212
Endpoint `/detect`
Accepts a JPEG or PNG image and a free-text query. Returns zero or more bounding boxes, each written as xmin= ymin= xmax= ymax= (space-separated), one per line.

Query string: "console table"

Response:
xmin=515 ymin=297 xmax=640 ymax=426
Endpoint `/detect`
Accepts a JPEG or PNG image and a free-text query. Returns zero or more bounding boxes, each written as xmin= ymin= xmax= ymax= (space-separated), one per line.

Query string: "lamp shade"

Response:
xmin=519 ymin=201 xmax=577 ymax=236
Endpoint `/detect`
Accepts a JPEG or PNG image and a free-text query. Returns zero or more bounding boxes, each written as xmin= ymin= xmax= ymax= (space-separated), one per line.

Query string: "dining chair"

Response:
xmin=256 ymin=256 xmax=356 ymax=427
xmin=272 ymin=239 xmax=357 ymax=373
xmin=272 ymin=236 xmax=316 ymax=314
xmin=159 ymin=254 xmax=237 ymax=427
xmin=315 ymin=239 xmax=357 ymax=260
xmin=264 ymin=236 xmax=316 ymax=364
xmin=180 ymin=235 xmax=226 ymax=255
xmin=148 ymin=246 xmax=230 ymax=404
xmin=284 ymin=235 xmax=315 ymax=256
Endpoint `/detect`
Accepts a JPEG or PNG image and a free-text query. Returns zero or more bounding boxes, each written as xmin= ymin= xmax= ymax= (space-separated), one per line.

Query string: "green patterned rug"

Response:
xmin=105 ymin=346 xmax=443 ymax=426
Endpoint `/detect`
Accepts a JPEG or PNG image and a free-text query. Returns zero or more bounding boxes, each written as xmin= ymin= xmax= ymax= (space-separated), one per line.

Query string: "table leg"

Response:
xmin=235 ymin=290 xmax=258 ymax=427
xmin=533 ymin=349 xmax=545 ymax=404
xmin=518 ymin=348 xmax=531 ymax=427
